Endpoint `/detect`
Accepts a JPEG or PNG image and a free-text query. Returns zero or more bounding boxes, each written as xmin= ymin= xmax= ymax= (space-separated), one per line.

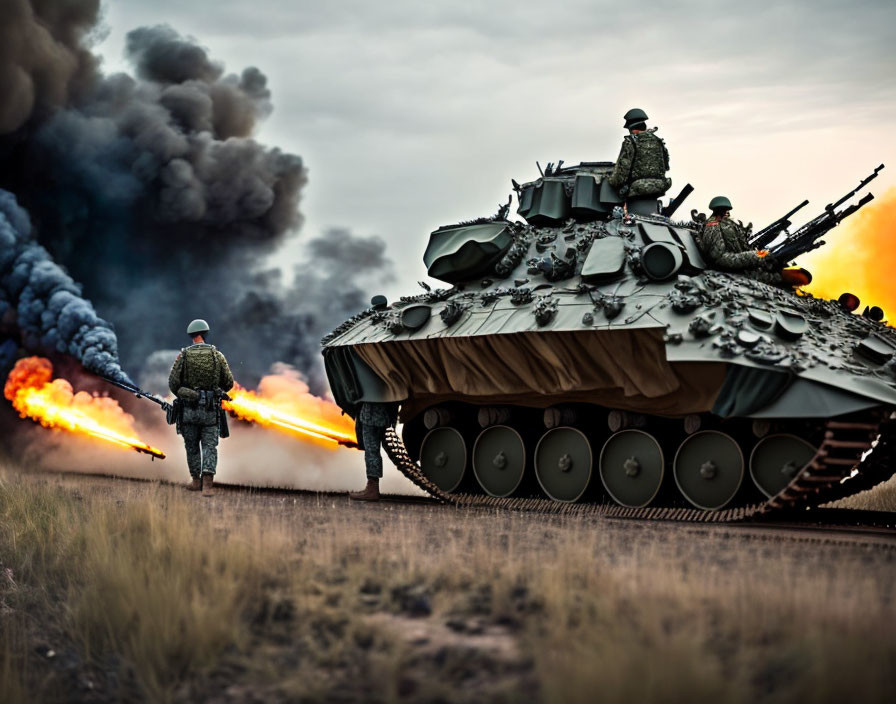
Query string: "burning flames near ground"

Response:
xmin=3 ymin=357 xmax=356 ymax=462
xmin=802 ymin=187 xmax=896 ymax=320
xmin=3 ymin=357 xmax=165 ymax=459
xmin=224 ymin=366 xmax=357 ymax=449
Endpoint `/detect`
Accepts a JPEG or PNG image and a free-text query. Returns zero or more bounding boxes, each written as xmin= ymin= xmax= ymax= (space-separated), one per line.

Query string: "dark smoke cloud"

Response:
xmin=0 ymin=2 xmax=392 ymax=391
xmin=0 ymin=0 xmax=100 ymax=132
xmin=0 ymin=189 xmax=130 ymax=383
xmin=220 ymin=228 xmax=394 ymax=390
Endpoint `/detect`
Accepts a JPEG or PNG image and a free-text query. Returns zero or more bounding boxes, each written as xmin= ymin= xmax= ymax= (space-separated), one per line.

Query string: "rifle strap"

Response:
xmin=625 ymin=135 xmax=637 ymax=187
xmin=211 ymin=345 xmax=219 ymax=388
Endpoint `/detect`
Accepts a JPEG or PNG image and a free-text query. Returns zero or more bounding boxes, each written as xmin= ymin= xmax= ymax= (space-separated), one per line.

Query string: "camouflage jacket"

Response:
xmin=607 ymin=129 xmax=670 ymax=194
xmin=700 ymin=216 xmax=768 ymax=271
xmin=168 ymin=343 xmax=235 ymax=402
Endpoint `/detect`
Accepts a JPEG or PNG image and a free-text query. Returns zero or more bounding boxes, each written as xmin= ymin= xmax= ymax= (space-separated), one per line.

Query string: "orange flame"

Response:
xmin=223 ymin=366 xmax=356 ymax=449
xmin=4 ymin=357 xmax=165 ymax=459
xmin=802 ymin=187 xmax=896 ymax=319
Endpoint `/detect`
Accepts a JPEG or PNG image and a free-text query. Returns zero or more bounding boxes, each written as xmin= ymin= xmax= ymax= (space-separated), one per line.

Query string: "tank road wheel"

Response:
xmin=534 ymin=427 xmax=593 ymax=502
xmin=749 ymin=434 xmax=817 ymax=498
xmin=419 ymin=427 xmax=467 ymax=493
xmin=673 ymin=431 xmax=744 ymax=510
xmin=599 ymin=430 xmax=664 ymax=508
xmin=473 ymin=425 xmax=526 ymax=497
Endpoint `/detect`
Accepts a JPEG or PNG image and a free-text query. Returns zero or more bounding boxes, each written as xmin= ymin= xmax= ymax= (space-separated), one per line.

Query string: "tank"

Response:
xmin=322 ymin=160 xmax=896 ymax=520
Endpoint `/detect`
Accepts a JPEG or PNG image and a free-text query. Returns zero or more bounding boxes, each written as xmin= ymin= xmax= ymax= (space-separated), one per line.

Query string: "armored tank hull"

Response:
xmin=322 ymin=162 xmax=896 ymax=519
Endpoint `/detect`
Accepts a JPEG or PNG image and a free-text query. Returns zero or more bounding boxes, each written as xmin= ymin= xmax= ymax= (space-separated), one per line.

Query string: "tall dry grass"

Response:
xmin=0 ymin=473 xmax=297 ymax=701
xmin=1 ymin=468 xmax=894 ymax=703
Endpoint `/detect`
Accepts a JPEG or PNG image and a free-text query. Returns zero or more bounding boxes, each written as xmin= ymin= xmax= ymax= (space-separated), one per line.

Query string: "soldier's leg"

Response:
xmin=361 ymin=423 xmax=386 ymax=479
xmin=199 ymin=424 xmax=220 ymax=476
xmin=181 ymin=424 xmax=202 ymax=478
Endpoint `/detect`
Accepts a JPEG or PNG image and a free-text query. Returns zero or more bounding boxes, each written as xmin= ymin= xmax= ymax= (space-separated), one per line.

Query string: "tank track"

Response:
xmin=382 ymin=411 xmax=896 ymax=521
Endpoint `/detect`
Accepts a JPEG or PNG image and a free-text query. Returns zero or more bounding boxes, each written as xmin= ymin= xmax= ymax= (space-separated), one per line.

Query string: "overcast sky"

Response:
xmin=96 ymin=0 xmax=896 ymax=297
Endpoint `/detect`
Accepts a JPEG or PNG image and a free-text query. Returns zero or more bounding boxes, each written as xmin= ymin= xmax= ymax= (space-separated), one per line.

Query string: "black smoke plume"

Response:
xmin=0 ymin=189 xmax=130 ymax=383
xmin=0 ymin=1 xmax=392 ymax=390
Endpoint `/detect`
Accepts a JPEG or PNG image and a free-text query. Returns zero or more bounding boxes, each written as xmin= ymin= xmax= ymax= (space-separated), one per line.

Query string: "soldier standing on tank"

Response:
xmin=607 ymin=108 xmax=672 ymax=200
xmin=700 ymin=196 xmax=784 ymax=284
xmin=349 ymin=401 xmax=399 ymax=502
xmin=168 ymin=319 xmax=235 ymax=496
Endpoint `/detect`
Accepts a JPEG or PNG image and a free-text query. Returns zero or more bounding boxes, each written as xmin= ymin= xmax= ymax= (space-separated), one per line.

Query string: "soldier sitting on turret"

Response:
xmin=607 ymin=108 xmax=672 ymax=200
xmin=700 ymin=196 xmax=783 ymax=284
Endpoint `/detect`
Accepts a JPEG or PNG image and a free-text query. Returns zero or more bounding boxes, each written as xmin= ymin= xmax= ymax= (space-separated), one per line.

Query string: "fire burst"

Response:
xmin=4 ymin=357 xmax=165 ymax=459
xmin=223 ymin=368 xmax=357 ymax=448
xmin=803 ymin=187 xmax=896 ymax=319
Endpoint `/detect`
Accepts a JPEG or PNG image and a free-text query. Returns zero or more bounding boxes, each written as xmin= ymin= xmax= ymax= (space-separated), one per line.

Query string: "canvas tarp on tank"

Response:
xmin=351 ymin=328 xmax=728 ymax=420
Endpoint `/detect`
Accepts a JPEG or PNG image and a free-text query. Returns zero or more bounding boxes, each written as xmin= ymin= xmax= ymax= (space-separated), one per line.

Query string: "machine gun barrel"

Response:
xmin=750 ymin=199 xmax=809 ymax=248
xmin=827 ymin=164 xmax=884 ymax=212
xmin=771 ymin=191 xmax=875 ymax=262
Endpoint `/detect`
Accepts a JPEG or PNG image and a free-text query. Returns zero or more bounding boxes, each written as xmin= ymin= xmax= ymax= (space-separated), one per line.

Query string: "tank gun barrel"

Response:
xmin=750 ymin=199 xmax=809 ymax=249
xmin=662 ymin=183 xmax=694 ymax=218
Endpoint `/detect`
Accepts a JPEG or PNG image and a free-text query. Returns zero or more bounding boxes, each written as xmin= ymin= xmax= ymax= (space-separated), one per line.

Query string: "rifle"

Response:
xmin=749 ymin=199 xmax=809 ymax=249
xmin=102 ymin=376 xmax=176 ymax=424
xmin=769 ymin=164 xmax=884 ymax=263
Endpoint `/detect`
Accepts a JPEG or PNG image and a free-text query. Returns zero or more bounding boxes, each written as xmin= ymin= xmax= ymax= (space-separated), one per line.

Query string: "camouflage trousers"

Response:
xmin=361 ymin=423 xmax=387 ymax=479
xmin=181 ymin=406 xmax=221 ymax=477
xmin=627 ymin=177 xmax=672 ymax=198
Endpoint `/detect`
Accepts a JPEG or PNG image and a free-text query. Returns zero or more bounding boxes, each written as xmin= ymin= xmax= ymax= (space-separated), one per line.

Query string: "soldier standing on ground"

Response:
xmin=168 ymin=319 xmax=234 ymax=496
xmin=349 ymin=401 xmax=399 ymax=502
xmin=607 ymin=108 xmax=672 ymax=200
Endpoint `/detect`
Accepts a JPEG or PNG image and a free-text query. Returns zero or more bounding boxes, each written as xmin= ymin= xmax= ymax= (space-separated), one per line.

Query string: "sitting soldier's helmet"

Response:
xmin=623 ymin=108 xmax=649 ymax=128
xmin=708 ymin=196 xmax=732 ymax=211
xmin=187 ymin=319 xmax=210 ymax=336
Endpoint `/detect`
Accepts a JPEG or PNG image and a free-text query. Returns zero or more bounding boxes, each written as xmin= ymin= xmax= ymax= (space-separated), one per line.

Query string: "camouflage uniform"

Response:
xmin=607 ymin=128 xmax=672 ymax=198
xmin=168 ymin=343 xmax=234 ymax=478
xmin=701 ymin=216 xmax=781 ymax=284
xmin=357 ymin=402 xmax=395 ymax=480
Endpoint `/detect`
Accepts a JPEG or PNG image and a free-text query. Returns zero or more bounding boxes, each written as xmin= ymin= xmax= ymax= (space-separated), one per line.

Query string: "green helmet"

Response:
xmin=708 ymin=196 xmax=732 ymax=211
xmin=186 ymin=319 xmax=210 ymax=336
xmin=623 ymin=108 xmax=648 ymax=128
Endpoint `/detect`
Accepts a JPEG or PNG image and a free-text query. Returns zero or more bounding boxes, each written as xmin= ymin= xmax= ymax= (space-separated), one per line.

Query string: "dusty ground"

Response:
xmin=1 ymin=467 xmax=895 ymax=703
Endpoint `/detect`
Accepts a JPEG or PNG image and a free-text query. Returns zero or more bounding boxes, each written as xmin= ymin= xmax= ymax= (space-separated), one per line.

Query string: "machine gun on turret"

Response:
xmin=749 ymin=199 xmax=809 ymax=249
xmin=769 ymin=164 xmax=884 ymax=263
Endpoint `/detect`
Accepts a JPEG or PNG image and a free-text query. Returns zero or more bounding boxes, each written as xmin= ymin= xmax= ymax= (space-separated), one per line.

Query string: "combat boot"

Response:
xmin=187 ymin=476 xmax=202 ymax=491
xmin=202 ymin=474 xmax=215 ymax=497
xmin=349 ymin=479 xmax=380 ymax=502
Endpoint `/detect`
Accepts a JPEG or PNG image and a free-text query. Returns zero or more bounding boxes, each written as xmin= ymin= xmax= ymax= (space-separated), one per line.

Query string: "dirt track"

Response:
xmin=48 ymin=469 xmax=896 ymax=549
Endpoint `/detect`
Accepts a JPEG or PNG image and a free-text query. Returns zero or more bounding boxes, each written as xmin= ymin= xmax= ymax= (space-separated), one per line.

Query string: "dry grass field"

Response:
xmin=1 ymin=465 xmax=894 ymax=704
